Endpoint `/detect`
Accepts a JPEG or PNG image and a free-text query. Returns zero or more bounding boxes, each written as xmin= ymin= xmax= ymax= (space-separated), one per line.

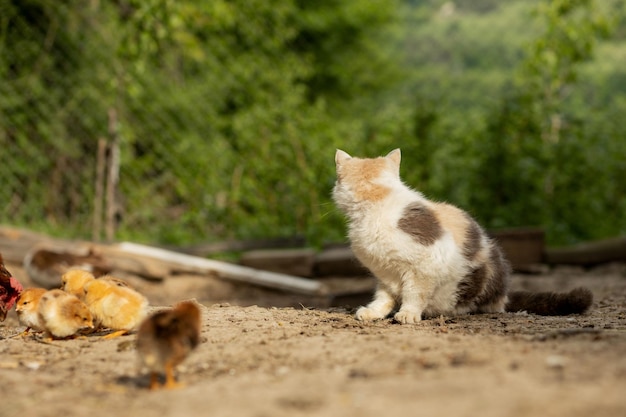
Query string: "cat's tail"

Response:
xmin=505 ymin=287 xmax=593 ymax=316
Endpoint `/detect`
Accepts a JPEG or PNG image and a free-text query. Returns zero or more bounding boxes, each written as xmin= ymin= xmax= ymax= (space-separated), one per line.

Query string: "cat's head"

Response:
xmin=332 ymin=149 xmax=402 ymax=211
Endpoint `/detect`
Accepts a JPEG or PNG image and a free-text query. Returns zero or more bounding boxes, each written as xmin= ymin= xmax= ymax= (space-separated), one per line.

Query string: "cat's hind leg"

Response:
xmin=475 ymin=296 xmax=507 ymax=314
xmin=355 ymin=287 xmax=396 ymax=321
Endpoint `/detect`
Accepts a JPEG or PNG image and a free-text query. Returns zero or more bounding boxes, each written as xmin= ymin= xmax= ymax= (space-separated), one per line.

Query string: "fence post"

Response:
xmin=105 ymin=109 xmax=120 ymax=243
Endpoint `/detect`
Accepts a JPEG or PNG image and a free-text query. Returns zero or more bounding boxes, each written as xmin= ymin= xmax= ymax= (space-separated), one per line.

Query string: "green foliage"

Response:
xmin=0 ymin=0 xmax=396 ymax=245
xmin=1 ymin=0 xmax=625 ymax=248
xmin=388 ymin=0 xmax=626 ymax=245
xmin=470 ymin=0 xmax=622 ymax=243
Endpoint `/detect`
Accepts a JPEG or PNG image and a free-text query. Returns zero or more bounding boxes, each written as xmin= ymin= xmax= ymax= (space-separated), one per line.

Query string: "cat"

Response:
xmin=332 ymin=148 xmax=593 ymax=324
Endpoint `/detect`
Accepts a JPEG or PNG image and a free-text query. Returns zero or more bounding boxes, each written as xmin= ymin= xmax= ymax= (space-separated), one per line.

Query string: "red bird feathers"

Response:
xmin=0 ymin=254 xmax=23 ymax=321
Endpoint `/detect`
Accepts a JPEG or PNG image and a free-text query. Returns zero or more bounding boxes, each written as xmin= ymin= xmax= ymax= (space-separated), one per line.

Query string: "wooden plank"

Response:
xmin=172 ymin=236 xmax=307 ymax=257
xmin=314 ymin=247 xmax=369 ymax=277
xmin=544 ymin=236 xmax=626 ymax=266
xmin=0 ymin=226 xmax=54 ymax=263
xmin=489 ymin=228 xmax=545 ymax=269
xmin=239 ymin=248 xmax=316 ymax=277
xmin=116 ymin=242 xmax=325 ymax=295
xmin=23 ymin=244 xmax=111 ymax=288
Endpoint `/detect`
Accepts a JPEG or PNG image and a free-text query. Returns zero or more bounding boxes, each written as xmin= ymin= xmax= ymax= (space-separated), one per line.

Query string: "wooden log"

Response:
xmin=116 ymin=242 xmax=325 ymax=295
xmin=95 ymin=245 xmax=174 ymax=279
xmin=239 ymin=248 xmax=316 ymax=278
xmin=173 ymin=236 xmax=307 ymax=257
xmin=22 ymin=241 xmax=176 ymax=287
xmin=489 ymin=228 xmax=545 ymax=270
xmin=544 ymin=236 xmax=626 ymax=266
xmin=314 ymin=247 xmax=370 ymax=277
xmin=0 ymin=226 xmax=54 ymax=263
xmin=23 ymin=243 xmax=111 ymax=288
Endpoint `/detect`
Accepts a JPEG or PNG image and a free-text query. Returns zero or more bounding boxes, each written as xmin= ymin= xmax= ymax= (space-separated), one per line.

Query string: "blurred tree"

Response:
xmin=291 ymin=0 xmax=399 ymax=104
xmin=473 ymin=0 xmax=618 ymax=243
xmin=97 ymin=0 xmax=399 ymax=244
xmin=0 ymin=0 xmax=115 ymax=232
xmin=2 ymin=0 xmax=625 ymax=247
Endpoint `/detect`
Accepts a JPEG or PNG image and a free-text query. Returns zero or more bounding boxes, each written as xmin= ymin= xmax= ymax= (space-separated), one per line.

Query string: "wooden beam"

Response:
xmin=239 ymin=248 xmax=316 ymax=278
xmin=544 ymin=236 xmax=626 ymax=266
xmin=314 ymin=247 xmax=369 ymax=277
xmin=116 ymin=242 xmax=325 ymax=295
xmin=172 ymin=236 xmax=307 ymax=257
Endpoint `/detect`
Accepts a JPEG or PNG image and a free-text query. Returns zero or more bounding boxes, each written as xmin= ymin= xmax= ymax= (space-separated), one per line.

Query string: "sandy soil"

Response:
xmin=1 ymin=262 xmax=626 ymax=417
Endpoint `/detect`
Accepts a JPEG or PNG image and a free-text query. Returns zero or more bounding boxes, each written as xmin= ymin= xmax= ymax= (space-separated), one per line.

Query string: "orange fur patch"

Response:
xmin=340 ymin=157 xmax=391 ymax=202
xmin=432 ymin=203 xmax=470 ymax=247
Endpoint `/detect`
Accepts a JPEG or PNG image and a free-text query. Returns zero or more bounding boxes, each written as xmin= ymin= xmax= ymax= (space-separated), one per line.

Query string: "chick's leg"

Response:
xmin=164 ymin=362 xmax=183 ymax=390
xmin=11 ymin=327 xmax=31 ymax=338
xmin=149 ymin=372 xmax=161 ymax=390
xmin=102 ymin=329 xmax=129 ymax=339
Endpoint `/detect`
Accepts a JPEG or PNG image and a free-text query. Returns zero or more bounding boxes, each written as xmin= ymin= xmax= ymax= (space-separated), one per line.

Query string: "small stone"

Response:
xmin=22 ymin=361 xmax=43 ymax=371
xmin=545 ymin=355 xmax=567 ymax=369
xmin=276 ymin=366 xmax=290 ymax=376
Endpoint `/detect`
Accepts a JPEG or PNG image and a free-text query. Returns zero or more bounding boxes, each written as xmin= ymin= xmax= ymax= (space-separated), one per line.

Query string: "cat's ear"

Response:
xmin=335 ymin=149 xmax=352 ymax=166
xmin=386 ymin=148 xmax=401 ymax=167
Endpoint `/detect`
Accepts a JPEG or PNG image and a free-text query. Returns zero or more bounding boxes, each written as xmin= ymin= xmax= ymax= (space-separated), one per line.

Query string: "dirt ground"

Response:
xmin=1 ymin=261 xmax=626 ymax=417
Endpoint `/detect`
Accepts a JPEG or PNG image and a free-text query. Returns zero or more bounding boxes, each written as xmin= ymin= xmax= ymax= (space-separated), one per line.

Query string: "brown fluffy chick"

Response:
xmin=15 ymin=288 xmax=47 ymax=335
xmin=37 ymin=289 xmax=94 ymax=339
xmin=136 ymin=301 xmax=202 ymax=390
xmin=83 ymin=278 xmax=148 ymax=339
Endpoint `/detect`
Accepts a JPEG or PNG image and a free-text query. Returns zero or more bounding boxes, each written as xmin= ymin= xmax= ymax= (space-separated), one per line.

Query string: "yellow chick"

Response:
xmin=137 ymin=301 xmax=202 ymax=390
xmin=83 ymin=278 xmax=148 ymax=339
xmin=15 ymin=288 xmax=47 ymax=335
xmin=61 ymin=269 xmax=96 ymax=301
xmin=99 ymin=275 xmax=133 ymax=289
xmin=37 ymin=289 xmax=94 ymax=340
xmin=62 ymin=269 xmax=132 ymax=302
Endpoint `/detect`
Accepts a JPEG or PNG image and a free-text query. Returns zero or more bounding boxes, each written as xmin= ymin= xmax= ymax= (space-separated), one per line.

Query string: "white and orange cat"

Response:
xmin=333 ymin=148 xmax=592 ymax=324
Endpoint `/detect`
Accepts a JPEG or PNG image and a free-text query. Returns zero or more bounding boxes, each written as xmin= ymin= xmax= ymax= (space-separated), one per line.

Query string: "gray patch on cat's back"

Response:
xmin=477 ymin=244 xmax=511 ymax=306
xmin=462 ymin=214 xmax=483 ymax=261
xmin=486 ymin=244 xmax=511 ymax=296
xmin=397 ymin=202 xmax=443 ymax=246
xmin=456 ymin=243 xmax=511 ymax=310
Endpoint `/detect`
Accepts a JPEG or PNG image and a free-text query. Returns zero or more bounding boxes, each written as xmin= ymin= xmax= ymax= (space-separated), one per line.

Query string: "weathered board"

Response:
xmin=314 ymin=247 xmax=370 ymax=277
xmin=239 ymin=248 xmax=316 ymax=278
xmin=544 ymin=236 xmax=626 ymax=266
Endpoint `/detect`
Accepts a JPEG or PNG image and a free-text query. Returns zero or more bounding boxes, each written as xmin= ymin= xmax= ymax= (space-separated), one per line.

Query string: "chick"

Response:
xmin=99 ymin=275 xmax=133 ymax=289
xmin=37 ymin=289 xmax=94 ymax=340
xmin=61 ymin=269 xmax=131 ymax=302
xmin=61 ymin=269 xmax=96 ymax=301
xmin=137 ymin=301 xmax=202 ymax=390
xmin=83 ymin=278 xmax=148 ymax=339
xmin=15 ymin=288 xmax=47 ymax=335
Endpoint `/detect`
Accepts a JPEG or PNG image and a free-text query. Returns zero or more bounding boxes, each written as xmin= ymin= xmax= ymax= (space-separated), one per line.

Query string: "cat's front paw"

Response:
xmin=355 ymin=306 xmax=385 ymax=321
xmin=394 ymin=310 xmax=422 ymax=324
